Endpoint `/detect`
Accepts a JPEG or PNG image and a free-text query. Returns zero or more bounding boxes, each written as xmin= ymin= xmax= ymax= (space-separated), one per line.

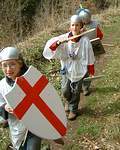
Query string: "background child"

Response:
xmin=76 ymin=8 xmax=104 ymax=95
xmin=43 ymin=15 xmax=95 ymax=120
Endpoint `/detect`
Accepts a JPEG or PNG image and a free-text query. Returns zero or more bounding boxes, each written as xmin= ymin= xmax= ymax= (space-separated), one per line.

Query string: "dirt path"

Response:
xmin=43 ymin=53 xmax=107 ymax=150
xmin=43 ymin=92 xmax=95 ymax=150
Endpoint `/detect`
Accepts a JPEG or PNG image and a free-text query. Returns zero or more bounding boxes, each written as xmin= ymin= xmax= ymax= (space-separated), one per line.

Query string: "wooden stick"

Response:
xmin=102 ymin=43 xmax=114 ymax=47
xmin=90 ymin=37 xmax=100 ymax=42
xmin=83 ymin=75 xmax=104 ymax=81
xmin=67 ymin=28 xmax=96 ymax=42
xmin=90 ymin=38 xmax=115 ymax=47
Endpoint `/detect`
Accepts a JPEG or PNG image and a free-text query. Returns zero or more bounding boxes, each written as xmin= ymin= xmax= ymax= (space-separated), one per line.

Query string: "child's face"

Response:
xmin=70 ymin=22 xmax=83 ymax=35
xmin=1 ymin=59 xmax=22 ymax=80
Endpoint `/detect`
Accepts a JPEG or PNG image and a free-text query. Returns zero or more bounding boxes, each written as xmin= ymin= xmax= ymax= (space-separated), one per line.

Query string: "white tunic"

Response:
xmin=43 ymin=32 xmax=95 ymax=82
xmin=0 ymin=78 xmax=26 ymax=150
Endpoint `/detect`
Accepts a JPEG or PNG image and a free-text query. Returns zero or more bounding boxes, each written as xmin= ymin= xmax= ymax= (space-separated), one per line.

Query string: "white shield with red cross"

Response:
xmin=4 ymin=65 xmax=67 ymax=139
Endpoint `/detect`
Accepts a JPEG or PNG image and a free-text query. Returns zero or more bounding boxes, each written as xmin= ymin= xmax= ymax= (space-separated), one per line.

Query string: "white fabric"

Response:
xmin=43 ymin=32 xmax=95 ymax=82
xmin=0 ymin=116 xmax=5 ymax=123
xmin=0 ymin=78 xmax=26 ymax=150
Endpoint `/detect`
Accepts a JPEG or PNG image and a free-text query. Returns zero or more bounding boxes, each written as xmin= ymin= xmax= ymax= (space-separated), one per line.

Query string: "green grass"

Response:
xmin=77 ymin=117 xmax=103 ymax=138
xmin=0 ymin=127 xmax=10 ymax=149
xmin=0 ymin=70 xmax=4 ymax=80
xmin=0 ymin=8 xmax=120 ymax=150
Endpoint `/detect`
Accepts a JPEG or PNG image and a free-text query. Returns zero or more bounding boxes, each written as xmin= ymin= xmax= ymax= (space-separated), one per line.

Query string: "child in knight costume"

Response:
xmin=0 ymin=47 xmax=41 ymax=150
xmin=43 ymin=15 xmax=95 ymax=120
xmin=77 ymin=8 xmax=103 ymax=39
xmin=76 ymin=8 xmax=104 ymax=95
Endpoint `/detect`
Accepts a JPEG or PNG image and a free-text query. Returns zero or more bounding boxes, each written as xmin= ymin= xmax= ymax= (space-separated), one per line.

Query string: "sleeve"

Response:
xmin=49 ymin=40 xmax=59 ymax=51
xmin=43 ymin=37 xmax=59 ymax=60
xmin=43 ymin=33 xmax=68 ymax=60
xmin=96 ymin=26 xmax=103 ymax=40
xmin=0 ymin=92 xmax=6 ymax=107
xmin=87 ymin=38 xmax=95 ymax=75
xmin=87 ymin=38 xmax=95 ymax=65
xmin=0 ymin=93 xmax=8 ymax=120
xmin=81 ymin=36 xmax=95 ymax=75
xmin=88 ymin=64 xmax=95 ymax=75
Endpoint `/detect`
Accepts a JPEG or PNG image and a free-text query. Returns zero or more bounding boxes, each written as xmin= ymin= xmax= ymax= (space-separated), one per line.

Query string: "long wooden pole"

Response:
xmin=67 ymin=28 xmax=96 ymax=41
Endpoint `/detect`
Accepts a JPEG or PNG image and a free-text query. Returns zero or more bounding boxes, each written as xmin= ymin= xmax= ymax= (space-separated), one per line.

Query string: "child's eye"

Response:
xmin=2 ymin=63 xmax=16 ymax=69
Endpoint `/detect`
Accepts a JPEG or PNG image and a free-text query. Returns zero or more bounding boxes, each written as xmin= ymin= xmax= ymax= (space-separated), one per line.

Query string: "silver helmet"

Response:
xmin=76 ymin=8 xmax=84 ymax=15
xmin=78 ymin=9 xmax=91 ymax=24
xmin=0 ymin=47 xmax=20 ymax=62
xmin=70 ymin=15 xmax=82 ymax=23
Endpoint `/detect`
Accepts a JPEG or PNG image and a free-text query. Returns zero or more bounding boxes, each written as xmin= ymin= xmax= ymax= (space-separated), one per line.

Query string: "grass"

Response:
xmin=77 ymin=117 xmax=103 ymax=138
xmin=0 ymin=128 xmax=10 ymax=149
xmin=79 ymin=9 xmax=120 ymax=148
xmin=0 ymin=7 xmax=120 ymax=150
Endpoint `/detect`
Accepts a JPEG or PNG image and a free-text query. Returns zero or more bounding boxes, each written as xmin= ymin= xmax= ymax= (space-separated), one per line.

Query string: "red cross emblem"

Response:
xmin=4 ymin=66 xmax=67 ymax=139
xmin=14 ymin=75 xmax=66 ymax=136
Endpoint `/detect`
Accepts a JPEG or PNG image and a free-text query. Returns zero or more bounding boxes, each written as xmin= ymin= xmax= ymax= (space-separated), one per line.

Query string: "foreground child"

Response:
xmin=0 ymin=47 xmax=41 ymax=150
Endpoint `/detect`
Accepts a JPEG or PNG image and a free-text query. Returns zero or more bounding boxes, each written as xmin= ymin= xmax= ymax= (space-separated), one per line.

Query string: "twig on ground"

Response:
xmin=83 ymin=136 xmax=100 ymax=150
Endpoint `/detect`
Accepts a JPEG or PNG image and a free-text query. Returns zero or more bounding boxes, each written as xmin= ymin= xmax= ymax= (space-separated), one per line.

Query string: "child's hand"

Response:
xmin=5 ymin=104 xmax=13 ymax=114
xmin=57 ymin=39 xmax=67 ymax=45
xmin=90 ymin=74 xmax=95 ymax=78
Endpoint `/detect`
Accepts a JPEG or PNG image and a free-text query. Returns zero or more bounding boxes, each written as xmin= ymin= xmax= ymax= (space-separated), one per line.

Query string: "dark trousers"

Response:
xmin=82 ymin=72 xmax=91 ymax=91
xmin=62 ymin=79 xmax=83 ymax=113
xmin=20 ymin=132 xmax=41 ymax=150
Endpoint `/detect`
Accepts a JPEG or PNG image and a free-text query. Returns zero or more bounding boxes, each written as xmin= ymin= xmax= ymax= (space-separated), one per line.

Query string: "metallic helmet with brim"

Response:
xmin=76 ymin=8 xmax=84 ymax=15
xmin=78 ymin=9 xmax=91 ymax=24
xmin=0 ymin=47 xmax=20 ymax=62
xmin=70 ymin=15 xmax=82 ymax=23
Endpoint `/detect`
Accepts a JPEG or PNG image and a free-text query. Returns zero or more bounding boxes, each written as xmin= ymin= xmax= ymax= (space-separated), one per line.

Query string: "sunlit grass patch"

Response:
xmin=103 ymin=117 xmax=120 ymax=142
xmin=0 ymin=126 xmax=10 ymax=150
xmin=77 ymin=118 xmax=103 ymax=138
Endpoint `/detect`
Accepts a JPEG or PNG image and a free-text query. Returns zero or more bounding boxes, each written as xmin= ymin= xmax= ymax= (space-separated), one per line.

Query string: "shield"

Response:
xmin=4 ymin=66 xmax=67 ymax=140
xmin=90 ymin=38 xmax=105 ymax=56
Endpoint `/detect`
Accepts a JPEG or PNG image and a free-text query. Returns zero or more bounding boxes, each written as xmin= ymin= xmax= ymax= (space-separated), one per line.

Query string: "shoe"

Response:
xmin=6 ymin=143 xmax=13 ymax=150
xmin=83 ymin=89 xmax=91 ymax=96
xmin=68 ymin=112 xmax=77 ymax=120
xmin=64 ymin=103 xmax=69 ymax=112
xmin=54 ymin=138 xmax=64 ymax=145
xmin=3 ymin=120 xmax=9 ymax=128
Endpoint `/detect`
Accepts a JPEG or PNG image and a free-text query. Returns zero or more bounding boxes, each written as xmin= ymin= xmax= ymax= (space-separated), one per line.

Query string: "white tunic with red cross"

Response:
xmin=43 ymin=32 xmax=95 ymax=83
xmin=0 ymin=78 xmax=26 ymax=150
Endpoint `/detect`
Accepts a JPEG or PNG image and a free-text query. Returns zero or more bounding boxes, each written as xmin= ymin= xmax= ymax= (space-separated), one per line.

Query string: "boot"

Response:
xmin=3 ymin=120 xmax=9 ymax=128
xmin=54 ymin=138 xmax=64 ymax=145
xmin=64 ymin=102 xmax=69 ymax=112
xmin=68 ymin=112 xmax=77 ymax=120
xmin=83 ymin=89 xmax=91 ymax=96
xmin=6 ymin=143 xmax=13 ymax=150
